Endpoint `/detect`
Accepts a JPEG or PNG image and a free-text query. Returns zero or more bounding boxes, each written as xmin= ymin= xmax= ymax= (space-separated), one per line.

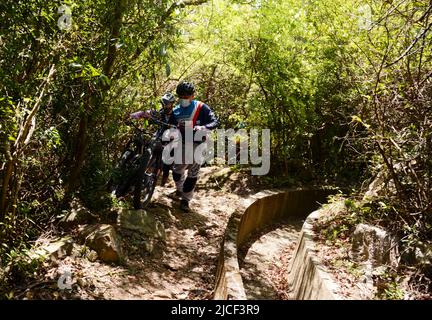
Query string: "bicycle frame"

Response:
xmin=110 ymin=115 xmax=176 ymax=209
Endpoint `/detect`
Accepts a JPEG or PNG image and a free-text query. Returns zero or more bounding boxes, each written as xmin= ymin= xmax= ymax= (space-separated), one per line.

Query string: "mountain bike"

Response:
xmin=109 ymin=116 xmax=175 ymax=209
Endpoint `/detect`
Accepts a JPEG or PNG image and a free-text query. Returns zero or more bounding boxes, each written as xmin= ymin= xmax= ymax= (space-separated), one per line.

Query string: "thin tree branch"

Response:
xmin=386 ymin=22 xmax=432 ymax=67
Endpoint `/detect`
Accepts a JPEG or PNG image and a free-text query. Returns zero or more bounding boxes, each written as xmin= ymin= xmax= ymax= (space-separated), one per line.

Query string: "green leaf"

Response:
xmin=87 ymin=65 xmax=100 ymax=77
xmin=100 ymin=74 xmax=111 ymax=86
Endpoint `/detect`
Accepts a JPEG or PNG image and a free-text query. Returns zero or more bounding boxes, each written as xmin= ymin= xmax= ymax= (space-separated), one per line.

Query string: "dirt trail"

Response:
xmin=239 ymin=219 xmax=303 ymax=300
xmin=25 ymin=166 xmax=259 ymax=300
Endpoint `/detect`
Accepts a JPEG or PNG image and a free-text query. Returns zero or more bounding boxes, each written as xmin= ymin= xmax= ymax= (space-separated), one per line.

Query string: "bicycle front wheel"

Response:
xmin=108 ymin=149 xmax=139 ymax=197
xmin=133 ymin=152 xmax=159 ymax=209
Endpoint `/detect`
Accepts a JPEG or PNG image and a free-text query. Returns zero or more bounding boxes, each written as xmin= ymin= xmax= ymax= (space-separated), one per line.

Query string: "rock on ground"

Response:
xmin=78 ymin=224 xmax=122 ymax=263
xmin=350 ymin=223 xmax=399 ymax=269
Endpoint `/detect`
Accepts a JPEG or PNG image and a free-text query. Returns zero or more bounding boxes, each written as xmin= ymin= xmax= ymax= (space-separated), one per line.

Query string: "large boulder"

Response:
xmin=78 ymin=224 xmax=122 ymax=263
xmin=350 ymin=223 xmax=399 ymax=269
xmin=117 ymin=209 xmax=166 ymax=241
xmin=28 ymin=236 xmax=74 ymax=262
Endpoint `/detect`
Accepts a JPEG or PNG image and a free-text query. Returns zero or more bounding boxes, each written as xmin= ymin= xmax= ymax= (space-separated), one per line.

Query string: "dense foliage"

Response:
xmin=1 ymin=0 xmax=431 ymax=296
xmin=0 ymin=0 xmax=202 ymax=270
xmin=171 ymin=0 xmax=432 ymax=251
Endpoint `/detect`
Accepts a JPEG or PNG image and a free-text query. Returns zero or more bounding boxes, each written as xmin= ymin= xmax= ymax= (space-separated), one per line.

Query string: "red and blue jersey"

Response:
xmin=169 ymin=100 xmax=218 ymax=131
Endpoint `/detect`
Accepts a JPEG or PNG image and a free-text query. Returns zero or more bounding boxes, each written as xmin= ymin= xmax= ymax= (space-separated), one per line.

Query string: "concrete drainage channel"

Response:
xmin=213 ymin=189 xmax=342 ymax=300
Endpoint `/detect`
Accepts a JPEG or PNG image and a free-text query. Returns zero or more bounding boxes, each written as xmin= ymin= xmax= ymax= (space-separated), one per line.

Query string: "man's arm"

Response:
xmin=130 ymin=109 xmax=158 ymax=119
xmin=200 ymin=104 xmax=218 ymax=130
xmin=168 ymin=110 xmax=177 ymax=125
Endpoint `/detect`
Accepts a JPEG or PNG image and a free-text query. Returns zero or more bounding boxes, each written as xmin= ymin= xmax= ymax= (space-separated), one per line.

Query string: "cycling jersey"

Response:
xmin=169 ymin=100 xmax=218 ymax=140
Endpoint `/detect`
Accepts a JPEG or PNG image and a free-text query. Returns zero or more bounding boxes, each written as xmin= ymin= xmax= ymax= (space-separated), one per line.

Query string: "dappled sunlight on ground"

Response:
xmin=239 ymin=219 xmax=304 ymax=300
xmin=23 ymin=166 xmax=259 ymax=300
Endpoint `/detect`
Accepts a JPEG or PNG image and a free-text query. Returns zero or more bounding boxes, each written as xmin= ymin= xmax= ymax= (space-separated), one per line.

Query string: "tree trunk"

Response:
xmin=63 ymin=1 xmax=126 ymax=205
xmin=1 ymin=65 xmax=55 ymax=221
xmin=0 ymin=159 xmax=14 ymax=220
xmin=64 ymin=112 xmax=89 ymax=204
xmin=103 ymin=0 xmax=126 ymax=79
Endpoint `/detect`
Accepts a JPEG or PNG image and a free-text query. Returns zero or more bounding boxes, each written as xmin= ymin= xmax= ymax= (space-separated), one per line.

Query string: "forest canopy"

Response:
xmin=1 ymin=0 xmax=431 ymax=298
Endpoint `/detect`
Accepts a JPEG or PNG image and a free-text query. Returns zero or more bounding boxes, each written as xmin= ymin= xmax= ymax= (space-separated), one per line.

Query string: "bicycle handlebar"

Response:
xmin=147 ymin=116 xmax=177 ymax=129
xmin=124 ymin=115 xmax=177 ymax=136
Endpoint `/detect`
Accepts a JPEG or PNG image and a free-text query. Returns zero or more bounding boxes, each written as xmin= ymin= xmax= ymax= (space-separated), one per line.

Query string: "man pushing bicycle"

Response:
xmin=167 ymin=81 xmax=218 ymax=212
xmin=130 ymin=92 xmax=176 ymax=187
xmin=129 ymin=83 xmax=218 ymax=212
